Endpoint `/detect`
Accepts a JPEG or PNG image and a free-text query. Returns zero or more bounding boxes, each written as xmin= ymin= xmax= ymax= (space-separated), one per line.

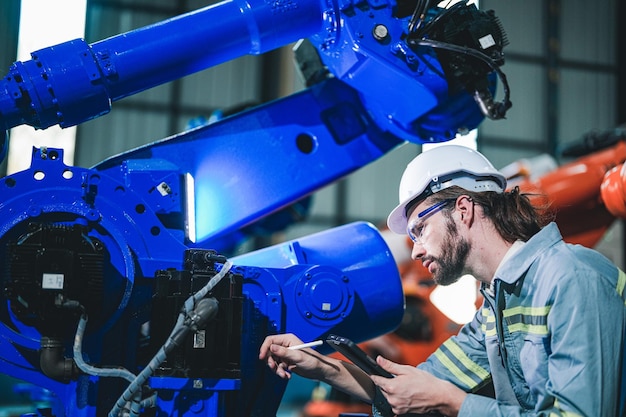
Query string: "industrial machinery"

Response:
xmin=0 ymin=0 xmax=511 ymax=415
xmin=509 ymin=125 xmax=626 ymax=248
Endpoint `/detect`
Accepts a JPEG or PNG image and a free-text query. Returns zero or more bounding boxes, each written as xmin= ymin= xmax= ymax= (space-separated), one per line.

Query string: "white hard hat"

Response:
xmin=387 ymin=145 xmax=507 ymax=234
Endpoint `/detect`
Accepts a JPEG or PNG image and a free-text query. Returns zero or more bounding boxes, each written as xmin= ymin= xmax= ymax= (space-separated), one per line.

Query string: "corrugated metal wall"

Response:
xmin=479 ymin=0 xmax=618 ymax=158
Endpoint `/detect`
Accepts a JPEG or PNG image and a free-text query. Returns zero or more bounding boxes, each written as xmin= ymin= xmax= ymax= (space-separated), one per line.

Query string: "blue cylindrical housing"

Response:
xmin=234 ymin=221 xmax=405 ymax=345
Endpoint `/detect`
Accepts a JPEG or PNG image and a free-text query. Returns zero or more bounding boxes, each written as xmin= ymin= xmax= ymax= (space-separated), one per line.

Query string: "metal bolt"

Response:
xmin=372 ymin=24 xmax=389 ymax=42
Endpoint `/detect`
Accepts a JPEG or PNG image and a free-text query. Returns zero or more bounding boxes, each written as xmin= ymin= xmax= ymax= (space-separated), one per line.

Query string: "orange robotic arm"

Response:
xmin=514 ymin=141 xmax=626 ymax=247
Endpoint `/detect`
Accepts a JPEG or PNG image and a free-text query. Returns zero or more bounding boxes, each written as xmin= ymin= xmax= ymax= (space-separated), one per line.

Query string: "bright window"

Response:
xmin=8 ymin=0 xmax=87 ymax=174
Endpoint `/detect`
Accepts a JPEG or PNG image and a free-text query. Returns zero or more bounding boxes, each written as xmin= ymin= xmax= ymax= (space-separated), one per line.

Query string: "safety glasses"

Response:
xmin=406 ymin=199 xmax=454 ymax=244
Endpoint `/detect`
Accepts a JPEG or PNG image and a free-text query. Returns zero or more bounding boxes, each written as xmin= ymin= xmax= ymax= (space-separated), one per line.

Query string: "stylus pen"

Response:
xmin=288 ymin=340 xmax=323 ymax=350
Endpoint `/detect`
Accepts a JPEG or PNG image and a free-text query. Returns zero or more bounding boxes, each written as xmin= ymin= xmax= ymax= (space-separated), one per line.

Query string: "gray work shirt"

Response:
xmin=373 ymin=222 xmax=626 ymax=417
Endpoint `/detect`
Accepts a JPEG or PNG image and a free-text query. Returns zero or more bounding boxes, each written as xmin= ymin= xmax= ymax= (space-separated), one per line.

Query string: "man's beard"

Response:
xmin=429 ymin=217 xmax=470 ymax=286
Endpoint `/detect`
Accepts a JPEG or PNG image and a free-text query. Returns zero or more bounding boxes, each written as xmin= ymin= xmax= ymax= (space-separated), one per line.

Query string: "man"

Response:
xmin=259 ymin=145 xmax=626 ymax=417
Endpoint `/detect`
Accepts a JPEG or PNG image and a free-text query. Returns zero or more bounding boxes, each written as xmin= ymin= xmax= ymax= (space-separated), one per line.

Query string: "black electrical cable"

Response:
xmin=408 ymin=0 xmax=429 ymax=33
xmin=412 ymin=1 xmax=466 ymax=37
xmin=412 ymin=38 xmax=512 ymax=118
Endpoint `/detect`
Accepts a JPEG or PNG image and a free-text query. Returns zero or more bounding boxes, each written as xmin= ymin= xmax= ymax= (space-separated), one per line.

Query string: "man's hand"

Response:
xmin=259 ymin=333 xmax=333 ymax=381
xmin=259 ymin=333 xmax=378 ymax=403
xmin=370 ymin=355 xmax=467 ymax=417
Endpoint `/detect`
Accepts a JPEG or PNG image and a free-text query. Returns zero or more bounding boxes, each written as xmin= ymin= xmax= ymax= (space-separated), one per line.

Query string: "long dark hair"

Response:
xmin=427 ymin=185 xmax=554 ymax=243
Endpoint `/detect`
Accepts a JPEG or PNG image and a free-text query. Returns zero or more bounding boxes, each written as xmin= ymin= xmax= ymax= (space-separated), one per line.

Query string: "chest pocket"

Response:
xmin=504 ymin=306 xmax=551 ymax=402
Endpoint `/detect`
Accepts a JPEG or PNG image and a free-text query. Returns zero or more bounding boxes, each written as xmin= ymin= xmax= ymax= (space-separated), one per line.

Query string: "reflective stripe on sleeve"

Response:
xmin=433 ymin=339 xmax=491 ymax=391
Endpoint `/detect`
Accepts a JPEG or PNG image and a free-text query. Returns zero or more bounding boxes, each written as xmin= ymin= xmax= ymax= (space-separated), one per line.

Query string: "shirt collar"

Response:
xmin=486 ymin=240 xmax=526 ymax=296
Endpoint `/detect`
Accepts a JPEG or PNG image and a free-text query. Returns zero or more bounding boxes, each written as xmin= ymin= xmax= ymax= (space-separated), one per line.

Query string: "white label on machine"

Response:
xmin=157 ymin=182 xmax=172 ymax=196
xmin=42 ymin=273 xmax=64 ymax=289
xmin=479 ymin=34 xmax=496 ymax=49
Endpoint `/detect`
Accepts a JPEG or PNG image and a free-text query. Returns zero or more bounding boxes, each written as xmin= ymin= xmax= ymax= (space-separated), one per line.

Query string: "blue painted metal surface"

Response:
xmin=0 ymin=0 xmax=326 ymax=131
xmin=0 ymin=0 xmax=509 ymax=415
xmin=0 ymin=147 xmax=403 ymax=415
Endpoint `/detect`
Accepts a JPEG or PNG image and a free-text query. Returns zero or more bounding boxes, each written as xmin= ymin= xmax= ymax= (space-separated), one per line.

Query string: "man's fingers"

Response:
xmin=376 ymin=355 xmax=399 ymax=373
xmin=276 ymin=361 xmax=292 ymax=379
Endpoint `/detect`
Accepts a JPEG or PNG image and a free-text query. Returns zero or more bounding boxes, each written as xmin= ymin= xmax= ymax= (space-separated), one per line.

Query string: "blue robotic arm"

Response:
xmin=0 ymin=0 xmax=509 ymax=415
xmin=0 ymin=0 xmax=509 ymax=140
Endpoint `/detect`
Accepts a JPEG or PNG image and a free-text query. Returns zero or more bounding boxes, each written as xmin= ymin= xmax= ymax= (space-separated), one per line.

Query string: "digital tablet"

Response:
xmin=325 ymin=334 xmax=394 ymax=378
